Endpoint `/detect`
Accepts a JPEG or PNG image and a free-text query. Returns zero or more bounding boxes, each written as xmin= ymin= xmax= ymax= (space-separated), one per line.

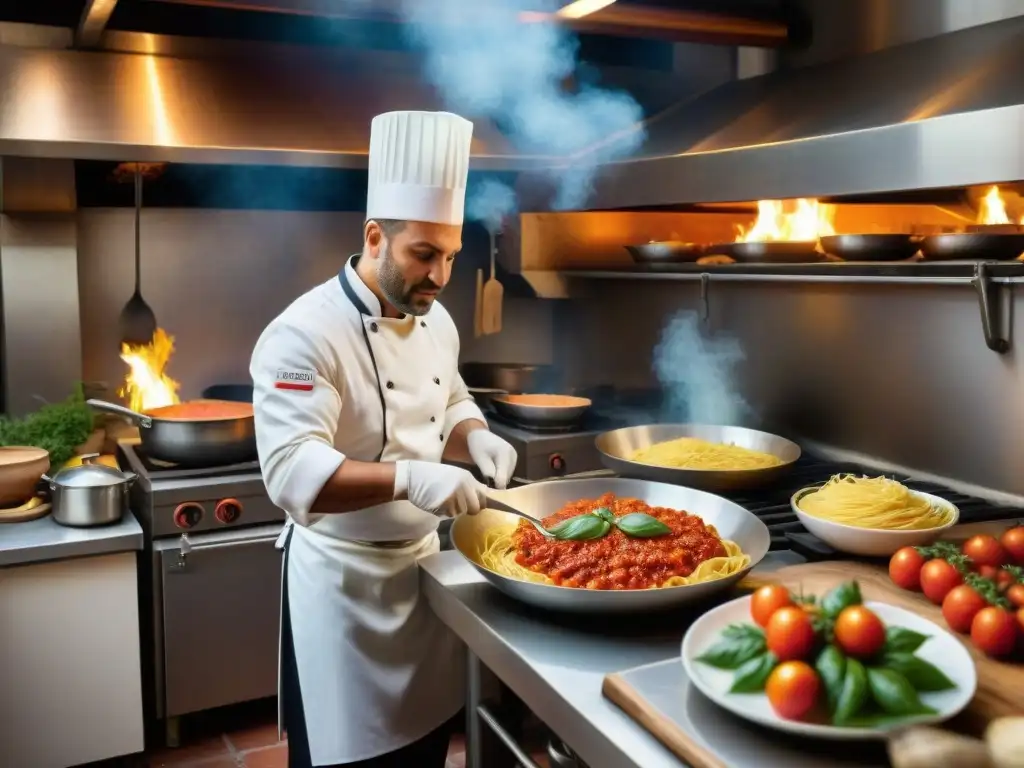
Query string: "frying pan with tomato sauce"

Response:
xmin=87 ymin=399 xmax=257 ymax=467
xmin=490 ymin=393 xmax=592 ymax=428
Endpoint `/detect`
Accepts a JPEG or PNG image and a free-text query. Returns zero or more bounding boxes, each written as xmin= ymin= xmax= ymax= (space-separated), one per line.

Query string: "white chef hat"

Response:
xmin=366 ymin=110 xmax=474 ymax=226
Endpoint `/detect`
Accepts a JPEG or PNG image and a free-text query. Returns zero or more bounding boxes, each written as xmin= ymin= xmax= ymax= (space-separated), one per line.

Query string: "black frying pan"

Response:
xmin=625 ymin=242 xmax=705 ymax=264
xmin=819 ymin=234 xmax=921 ymax=262
xmin=711 ymin=241 xmax=823 ymax=263
xmin=919 ymin=233 xmax=1024 ymax=261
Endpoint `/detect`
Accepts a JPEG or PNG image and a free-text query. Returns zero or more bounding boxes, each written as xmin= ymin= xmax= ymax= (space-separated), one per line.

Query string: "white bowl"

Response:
xmin=791 ymin=485 xmax=959 ymax=557
xmin=683 ymin=597 xmax=977 ymax=740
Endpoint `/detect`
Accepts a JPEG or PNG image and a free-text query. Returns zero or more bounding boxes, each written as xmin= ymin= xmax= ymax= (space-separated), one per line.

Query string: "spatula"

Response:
xmin=473 ymin=267 xmax=484 ymax=338
xmin=480 ymin=230 xmax=503 ymax=335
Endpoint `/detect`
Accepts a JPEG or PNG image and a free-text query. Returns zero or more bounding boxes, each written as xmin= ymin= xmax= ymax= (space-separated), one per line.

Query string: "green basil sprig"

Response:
xmin=546 ymin=507 xmax=671 ymax=541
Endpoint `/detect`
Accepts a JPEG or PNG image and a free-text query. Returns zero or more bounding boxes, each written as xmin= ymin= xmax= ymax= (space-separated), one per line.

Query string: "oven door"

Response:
xmin=155 ymin=523 xmax=283 ymax=718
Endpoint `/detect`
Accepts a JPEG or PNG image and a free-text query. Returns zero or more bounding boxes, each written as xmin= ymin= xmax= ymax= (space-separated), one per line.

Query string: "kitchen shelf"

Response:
xmin=558 ymin=261 xmax=1018 ymax=354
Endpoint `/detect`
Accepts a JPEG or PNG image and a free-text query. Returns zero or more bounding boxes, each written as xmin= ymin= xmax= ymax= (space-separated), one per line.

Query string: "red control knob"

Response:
xmin=549 ymin=454 xmax=566 ymax=473
xmin=173 ymin=503 xmax=204 ymax=529
xmin=215 ymin=498 xmax=243 ymax=524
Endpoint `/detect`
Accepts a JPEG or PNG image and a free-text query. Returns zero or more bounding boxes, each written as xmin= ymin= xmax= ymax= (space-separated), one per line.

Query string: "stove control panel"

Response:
xmin=173 ymin=502 xmax=204 ymax=529
xmin=215 ymin=498 xmax=243 ymax=524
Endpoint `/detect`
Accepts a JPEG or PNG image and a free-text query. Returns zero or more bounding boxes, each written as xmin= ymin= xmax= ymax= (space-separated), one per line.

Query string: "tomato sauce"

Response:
xmin=146 ymin=400 xmax=253 ymax=421
xmin=512 ymin=493 xmax=727 ymax=590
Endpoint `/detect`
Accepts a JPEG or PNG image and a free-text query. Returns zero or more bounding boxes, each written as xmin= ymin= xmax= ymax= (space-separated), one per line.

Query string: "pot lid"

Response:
xmin=52 ymin=464 xmax=127 ymax=488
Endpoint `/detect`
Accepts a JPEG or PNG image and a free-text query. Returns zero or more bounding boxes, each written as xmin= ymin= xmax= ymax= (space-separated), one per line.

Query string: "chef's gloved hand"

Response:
xmin=466 ymin=429 xmax=518 ymax=490
xmin=394 ymin=460 xmax=487 ymax=517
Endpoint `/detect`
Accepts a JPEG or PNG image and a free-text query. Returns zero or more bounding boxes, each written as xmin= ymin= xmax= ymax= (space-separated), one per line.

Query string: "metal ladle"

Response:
xmin=117 ymin=164 xmax=157 ymax=346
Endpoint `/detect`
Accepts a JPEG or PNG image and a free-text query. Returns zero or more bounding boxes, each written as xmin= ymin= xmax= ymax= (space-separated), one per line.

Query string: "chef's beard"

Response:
xmin=377 ymin=242 xmax=441 ymax=316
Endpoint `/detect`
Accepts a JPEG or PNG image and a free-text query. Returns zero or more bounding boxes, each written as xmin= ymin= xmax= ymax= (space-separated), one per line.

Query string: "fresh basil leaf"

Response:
xmin=820 ymin=581 xmax=862 ymax=619
xmin=696 ymin=628 xmax=767 ymax=670
xmin=614 ymin=512 xmax=672 ymax=538
xmin=548 ymin=515 xmax=611 ymax=541
xmin=834 ymin=657 xmax=869 ymax=724
xmin=592 ymin=507 xmax=615 ymax=523
xmin=729 ymin=652 xmax=777 ymax=693
xmin=866 ymin=668 xmax=936 ymax=717
xmin=842 ymin=711 xmax=924 ymax=728
xmin=815 ymin=645 xmax=847 ymax=711
xmin=882 ymin=653 xmax=956 ymax=692
xmin=722 ymin=624 xmax=765 ymax=641
xmin=883 ymin=626 xmax=929 ymax=655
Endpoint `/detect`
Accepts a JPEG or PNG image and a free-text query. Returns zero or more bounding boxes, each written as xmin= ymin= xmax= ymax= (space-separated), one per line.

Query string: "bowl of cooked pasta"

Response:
xmin=791 ymin=474 xmax=960 ymax=556
xmin=451 ymin=476 xmax=771 ymax=613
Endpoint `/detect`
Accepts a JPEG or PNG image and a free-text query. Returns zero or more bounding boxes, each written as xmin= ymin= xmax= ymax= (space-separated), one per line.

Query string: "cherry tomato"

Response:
xmin=765 ymin=660 xmax=820 ymax=720
xmin=920 ymin=559 xmax=963 ymax=604
xmin=834 ymin=605 xmax=886 ymax=658
xmin=977 ymin=564 xmax=999 ymax=581
xmin=963 ymin=535 xmax=1008 ymax=569
xmin=994 ymin=569 xmax=1016 ymax=592
xmin=750 ymin=584 xmax=794 ymax=628
xmin=1006 ymin=583 xmax=1024 ymax=609
xmin=941 ymin=584 xmax=989 ymax=633
xmin=889 ymin=547 xmax=926 ymax=591
xmin=765 ymin=605 xmax=818 ymax=662
xmin=1001 ymin=526 xmax=1024 ymax=565
xmin=970 ymin=606 xmax=1019 ymax=657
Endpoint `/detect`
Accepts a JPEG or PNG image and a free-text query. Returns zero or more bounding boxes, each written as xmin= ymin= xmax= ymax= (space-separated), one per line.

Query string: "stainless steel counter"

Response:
xmin=420 ymin=549 xmax=806 ymax=768
xmin=0 ymin=513 xmax=143 ymax=567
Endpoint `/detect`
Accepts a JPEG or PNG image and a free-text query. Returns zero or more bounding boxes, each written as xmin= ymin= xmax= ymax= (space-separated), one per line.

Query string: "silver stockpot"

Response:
xmin=42 ymin=454 xmax=137 ymax=527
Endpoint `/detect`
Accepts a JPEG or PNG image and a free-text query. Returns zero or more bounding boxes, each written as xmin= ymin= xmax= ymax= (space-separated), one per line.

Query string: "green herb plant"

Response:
xmin=547 ymin=506 xmax=672 ymax=541
xmin=0 ymin=384 xmax=96 ymax=466
xmin=695 ymin=580 xmax=956 ymax=726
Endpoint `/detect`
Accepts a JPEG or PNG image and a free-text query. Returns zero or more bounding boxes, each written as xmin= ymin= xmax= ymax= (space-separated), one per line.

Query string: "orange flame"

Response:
xmin=978 ymin=185 xmax=1013 ymax=226
xmin=119 ymin=328 xmax=181 ymax=413
xmin=736 ymin=199 xmax=835 ymax=243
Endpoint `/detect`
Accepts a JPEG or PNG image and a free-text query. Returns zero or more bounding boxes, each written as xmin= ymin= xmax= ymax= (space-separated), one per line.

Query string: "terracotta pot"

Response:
xmin=0 ymin=446 xmax=50 ymax=507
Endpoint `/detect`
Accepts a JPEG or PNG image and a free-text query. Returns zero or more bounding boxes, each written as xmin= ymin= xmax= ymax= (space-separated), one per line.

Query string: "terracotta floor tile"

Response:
xmin=240 ymin=744 xmax=287 ymax=768
xmin=148 ymin=755 xmax=236 ymax=768
xmin=147 ymin=738 xmax=231 ymax=767
xmin=227 ymin=722 xmax=283 ymax=752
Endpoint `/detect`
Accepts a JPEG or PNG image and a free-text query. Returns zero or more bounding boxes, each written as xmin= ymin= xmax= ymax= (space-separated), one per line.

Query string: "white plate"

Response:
xmin=681 ymin=597 xmax=977 ymax=740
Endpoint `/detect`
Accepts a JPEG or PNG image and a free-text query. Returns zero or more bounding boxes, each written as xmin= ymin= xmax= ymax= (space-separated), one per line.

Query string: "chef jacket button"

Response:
xmin=430 ymin=416 xmax=436 ymax=422
xmin=370 ymin=322 xmax=378 ymax=332
xmin=420 ymin=321 xmax=426 ymax=328
xmin=386 ymin=381 xmax=394 ymax=389
xmin=439 ymin=433 xmax=444 ymax=441
xmin=433 ymin=377 xmax=440 ymax=385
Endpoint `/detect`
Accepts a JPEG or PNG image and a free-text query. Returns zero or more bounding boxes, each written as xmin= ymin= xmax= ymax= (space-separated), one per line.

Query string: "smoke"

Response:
xmin=466 ymin=178 xmax=518 ymax=233
xmin=653 ymin=310 xmax=751 ymax=426
xmin=393 ymin=0 xmax=646 ymax=223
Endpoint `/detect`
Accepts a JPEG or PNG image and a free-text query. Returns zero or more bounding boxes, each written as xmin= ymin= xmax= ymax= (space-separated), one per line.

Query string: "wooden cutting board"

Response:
xmin=603 ymin=560 xmax=1022 ymax=768
xmin=742 ymin=560 xmax=1023 ymax=729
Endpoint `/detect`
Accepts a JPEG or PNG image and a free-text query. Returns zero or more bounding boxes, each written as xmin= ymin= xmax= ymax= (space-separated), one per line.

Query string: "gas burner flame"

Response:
xmin=735 ymin=199 xmax=835 ymax=243
xmin=976 ymin=185 xmax=1023 ymax=226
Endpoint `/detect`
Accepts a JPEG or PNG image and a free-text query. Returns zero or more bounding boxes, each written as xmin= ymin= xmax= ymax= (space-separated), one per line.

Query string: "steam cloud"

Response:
xmin=393 ymin=0 xmax=646 ymax=226
xmin=653 ymin=311 xmax=751 ymax=426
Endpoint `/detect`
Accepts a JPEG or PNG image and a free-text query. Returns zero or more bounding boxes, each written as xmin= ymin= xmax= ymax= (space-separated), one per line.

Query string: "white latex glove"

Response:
xmin=467 ymin=429 xmax=518 ymax=490
xmin=394 ymin=460 xmax=487 ymax=517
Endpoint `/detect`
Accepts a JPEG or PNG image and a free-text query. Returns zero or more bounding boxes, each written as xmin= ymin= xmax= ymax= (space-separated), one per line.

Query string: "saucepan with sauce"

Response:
xmin=87 ymin=399 xmax=257 ymax=467
xmin=490 ymin=393 xmax=592 ymax=428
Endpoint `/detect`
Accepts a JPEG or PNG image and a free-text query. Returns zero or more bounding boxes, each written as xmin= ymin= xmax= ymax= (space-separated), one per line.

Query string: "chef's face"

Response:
xmin=366 ymin=219 xmax=462 ymax=316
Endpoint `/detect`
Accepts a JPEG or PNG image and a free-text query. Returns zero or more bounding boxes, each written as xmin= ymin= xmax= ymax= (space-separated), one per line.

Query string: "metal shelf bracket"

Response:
xmin=971 ymin=262 xmax=1010 ymax=354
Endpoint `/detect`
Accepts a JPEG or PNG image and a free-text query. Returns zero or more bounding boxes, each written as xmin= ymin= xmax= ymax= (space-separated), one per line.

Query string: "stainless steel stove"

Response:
xmin=118 ymin=439 xmax=285 ymax=747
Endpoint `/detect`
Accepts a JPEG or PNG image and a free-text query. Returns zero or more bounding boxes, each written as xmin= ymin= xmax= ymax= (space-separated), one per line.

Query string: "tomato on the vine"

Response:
xmin=920 ymin=559 xmax=963 ymax=604
xmin=1000 ymin=526 xmax=1024 ymax=565
xmin=765 ymin=605 xmax=817 ymax=661
xmin=970 ymin=606 xmax=1018 ymax=657
xmin=1006 ymin=583 xmax=1024 ymax=609
xmin=963 ymin=535 xmax=1008 ymax=569
xmin=994 ymin=569 xmax=1016 ymax=592
xmin=765 ymin=661 xmax=820 ymax=720
xmin=834 ymin=605 xmax=886 ymax=657
xmin=889 ymin=547 xmax=926 ymax=591
xmin=750 ymin=584 xmax=794 ymax=628
xmin=977 ymin=564 xmax=999 ymax=581
xmin=941 ymin=584 xmax=989 ymax=633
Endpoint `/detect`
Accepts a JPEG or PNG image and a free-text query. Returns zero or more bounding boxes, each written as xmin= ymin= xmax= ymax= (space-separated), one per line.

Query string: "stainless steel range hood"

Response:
xmin=584 ymin=15 xmax=1024 ymax=208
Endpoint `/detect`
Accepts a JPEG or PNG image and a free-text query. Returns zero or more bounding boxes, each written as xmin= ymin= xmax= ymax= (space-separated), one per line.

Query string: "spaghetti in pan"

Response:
xmin=629 ymin=436 xmax=784 ymax=471
xmin=472 ymin=492 xmax=750 ymax=590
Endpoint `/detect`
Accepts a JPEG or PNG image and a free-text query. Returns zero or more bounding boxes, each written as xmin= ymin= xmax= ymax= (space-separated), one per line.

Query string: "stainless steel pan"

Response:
xmin=596 ymin=424 xmax=801 ymax=492
xmin=87 ymin=399 xmax=257 ymax=467
xmin=451 ymin=477 xmax=770 ymax=613
xmin=490 ymin=394 xmax=591 ymax=428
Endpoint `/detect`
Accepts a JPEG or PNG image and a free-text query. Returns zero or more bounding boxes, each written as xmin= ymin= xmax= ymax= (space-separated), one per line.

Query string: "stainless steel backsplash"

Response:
xmin=558 ymin=279 xmax=1024 ymax=497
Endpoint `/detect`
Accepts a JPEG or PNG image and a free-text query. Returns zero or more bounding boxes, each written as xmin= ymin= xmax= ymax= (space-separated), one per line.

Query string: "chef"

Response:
xmin=250 ymin=110 xmax=518 ymax=768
